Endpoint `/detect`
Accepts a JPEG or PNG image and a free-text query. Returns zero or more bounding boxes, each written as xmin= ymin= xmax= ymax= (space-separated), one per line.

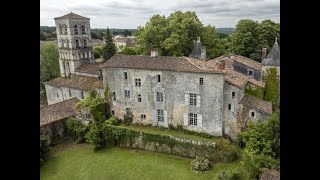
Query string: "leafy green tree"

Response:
xmin=40 ymin=32 xmax=46 ymax=40
xmin=257 ymin=20 xmax=280 ymax=53
xmin=91 ymin=31 xmax=101 ymax=40
xmin=40 ymin=43 xmax=60 ymax=103
xmin=231 ymin=19 xmax=259 ymax=59
xmin=119 ymin=46 xmax=138 ymax=55
xmin=241 ymin=112 xmax=280 ymax=159
xmin=263 ymin=68 xmax=280 ymax=111
xmin=104 ymin=84 xmax=113 ymax=120
xmin=102 ymin=28 xmax=116 ymax=61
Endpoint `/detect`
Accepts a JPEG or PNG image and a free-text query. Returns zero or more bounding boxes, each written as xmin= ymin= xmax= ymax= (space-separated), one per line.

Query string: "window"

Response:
xmin=232 ymin=92 xmax=235 ymax=98
xmin=124 ymin=72 xmax=128 ymax=80
xmin=66 ymin=40 xmax=69 ymax=48
xmin=140 ymin=114 xmax=146 ymax=119
xmin=81 ymin=25 xmax=86 ymax=34
xmin=64 ymin=25 xmax=67 ymax=34
xmin=189 ymin=93 xmax=197 ymax=106
xmin=76 ymin=40 xmax=79 ymax=48
xmin=69 ymin=89 xmax=72 ymax=97
xmin=85 ymin=114 xmax=91 ymax=120
xmin=60 ymin=25 xmax=63 ymax=34
xmin=189 ymin=113 xmax=197 ymax=125
xmin=200 ymin=78 xmax=203 ymax=85
xmin=135 ymin=78 xmax=141 ymax=87
xmin=74 ymin=25 xmax=78 ymax=34
xmin=248 ymin=70 xmax=253 ymax=76
xmin=125 ymin=90 xmax=131 ymax=98
xmin=81 ymin=91 xmax=84 ymax=99
xmin=113 ymin=92 xmax=116 ymax=100
xmin=56 ymin=92 xmax=59 ymax=98
xmin=111 ymin=110 xmax=115 ymax=115
xmin=228 ymin=104 xmax=231 ymax=110
xmin=83 ymin=39 xmax=87 ymax=48
xmin=156 ymin=92 xmax=163 ymax=102
xmin=157 ymin=110 xmax=164 ymax=122
xmin=137 ymin=94 xmax=141 ymax=102
xmin=125 ymin=108 xmax=131 ymax=116
xmin=157 ymin=75 xmax=161 ymax=83
xmin=251 ymin=111 xmax=255 ymax=117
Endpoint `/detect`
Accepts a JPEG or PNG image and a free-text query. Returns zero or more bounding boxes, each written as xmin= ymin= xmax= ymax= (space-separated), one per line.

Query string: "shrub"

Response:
xmin=218 ymin=169 xmax=240 ymax=180
xmin=40 ymin=135 xmax=50 ymax=166
xmin=64 ymin=118 xmax=88 ymax=143
xmin=168 ymin=124 xmax=175 ymax=130
xmin=123 ymin=114 xmax=133 ymax=125
xmin=105 ymin=116 xmax=120 ymax=125
xmin=191 ymin=156 xmax=211 ymax=171
xmin=85 ymin=124 xmax=106 ymax=150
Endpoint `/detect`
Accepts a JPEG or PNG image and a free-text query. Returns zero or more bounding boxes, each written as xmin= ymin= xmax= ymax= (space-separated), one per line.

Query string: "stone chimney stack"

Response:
xmin=262 ymin=48 xmax=267 ymax=61
xmin=200 ymin=46 xmax=206 ymax=61
xmin=217 ymin=60 xmax=225 ymax=70
xmin=150 ymin=48 xmax=159 ymax=57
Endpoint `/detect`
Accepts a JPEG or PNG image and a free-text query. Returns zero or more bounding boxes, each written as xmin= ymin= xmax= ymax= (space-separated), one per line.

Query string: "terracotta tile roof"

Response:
xmin=75 ymin=63 xmax=101 ymax=75
xmin=240 ymin=94 xmax=272 ymax=115
xmin=101 ymin=54 xmax=224 ymax=74
xmin=54 ymin=12 xmax=89 ymax=20
xmin=225 ymin=70 xmax=248 ymax=88
xmin=44 ymin=75 xmax=103 ymax=91
xmin=206 ymin=55 xmax=233 ymax=70
xmin=230 ymin=55 xmax=261 ymax=70
xmin=40 ymin=98 xmax=80 ymax=126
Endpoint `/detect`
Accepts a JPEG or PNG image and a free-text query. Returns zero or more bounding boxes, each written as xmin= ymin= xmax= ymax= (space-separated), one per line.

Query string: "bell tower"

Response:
xmin=54 ymin=12 xmax=95 ymax=77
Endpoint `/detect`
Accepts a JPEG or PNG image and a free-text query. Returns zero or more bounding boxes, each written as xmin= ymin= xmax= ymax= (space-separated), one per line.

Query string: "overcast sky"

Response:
xmin=40 ymin=0 xmax=280 ymax=29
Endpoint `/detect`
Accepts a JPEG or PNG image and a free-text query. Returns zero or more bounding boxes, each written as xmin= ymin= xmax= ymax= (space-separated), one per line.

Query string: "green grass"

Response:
xmin=119 ymin=124 xmax=221 ymax=143
xmin=41 ymin=141 xmax=247 ymax=180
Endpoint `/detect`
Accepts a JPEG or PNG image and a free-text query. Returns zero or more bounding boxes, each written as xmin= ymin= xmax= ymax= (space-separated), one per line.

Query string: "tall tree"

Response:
xmin=40 ymin=43 xmax=60 ymax=102
xmin=257 ymin=20 xmax=280 ymax=53
xmin=102 ymin=28 xmax=116 ymax=61
xmin=263 ymin=68 xmax=280 ymax=111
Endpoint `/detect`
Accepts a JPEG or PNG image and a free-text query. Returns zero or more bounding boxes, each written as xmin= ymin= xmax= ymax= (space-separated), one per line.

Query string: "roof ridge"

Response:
xmin=235 ymin=55 xmax=261 ymax=65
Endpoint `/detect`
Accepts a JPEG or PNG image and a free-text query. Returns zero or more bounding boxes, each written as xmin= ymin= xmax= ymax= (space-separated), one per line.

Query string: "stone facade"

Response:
xmin=233 ymin=60 xmax=261 ymax=81
xmin=103 ymin=68 xmax=225 ymax=136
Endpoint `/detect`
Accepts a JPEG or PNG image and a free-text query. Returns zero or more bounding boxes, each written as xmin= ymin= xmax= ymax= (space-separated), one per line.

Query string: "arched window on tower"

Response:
xmin=83 ymin=39 xmax=87 ymax=48
xmin=81 ymin=25 xmax=86 ymax=34
xmin=64 ymin=25 xmax=67 ymax=34
xmin=74 ymin=25 xmax=78 ymax=34
xmin=61 ymin=39 xmax=64 ymax=48
xmin=76 ymin=40 xmax=79 ymax=48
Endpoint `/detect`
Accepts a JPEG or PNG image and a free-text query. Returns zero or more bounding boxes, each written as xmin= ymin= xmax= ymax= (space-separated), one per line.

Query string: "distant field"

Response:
xmin=40 ymin=141 xmax=247 ymax=180
xmin=216 ymin=28 xmax=235 ymax=35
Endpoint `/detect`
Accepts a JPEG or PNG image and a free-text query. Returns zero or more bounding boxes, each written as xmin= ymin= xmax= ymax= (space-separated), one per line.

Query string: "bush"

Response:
xmin=105 ymin=116 xmax=120 ymax=125
xmin=123 ymin=114 xmax=133 ymax=125
xmin=168 ymin=124 xmax=174 ymax=130
xmin=191 ymin=156 xmax=211 ymax=171
xmin=85 ymin=124 xmax=106 ymax=150
xmin=40 ymin=135 xmax=50 ymax=166
xmin=218 ymin=169 xmax=240 ymax=180
xmin=65 ymin=118 xmax=88 ymax=143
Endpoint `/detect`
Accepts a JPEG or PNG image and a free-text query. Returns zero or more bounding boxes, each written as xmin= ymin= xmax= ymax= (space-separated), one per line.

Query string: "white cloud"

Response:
xmin=40 ymin=0 xmax=279 ymax=28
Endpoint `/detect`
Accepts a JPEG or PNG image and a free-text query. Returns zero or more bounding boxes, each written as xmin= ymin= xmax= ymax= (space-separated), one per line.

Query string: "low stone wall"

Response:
xmin=40 ymin=119 xmax=65 ymax=144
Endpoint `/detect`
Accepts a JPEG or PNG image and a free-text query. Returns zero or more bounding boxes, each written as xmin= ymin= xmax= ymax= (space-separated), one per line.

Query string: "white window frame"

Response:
xmin=156 ymin=92 xmax=163 ymax=102
xmin=124 ymin=90 xmax=130 ymax=98
xmin=157 ymin=109 xmax=164 ymax=122
xmin=189 ymin=113 xmax=197 ymax=126
xmin=200 ymin=78 xmax=203 ymax=86
xmin=135 ymin=78 xmax=141 ymax=87
xmin=124 ymin=72 xmax=128 ymax=80
xmin=137 ymin=94 xmax=141 ymax=102
xmin=189 ymin=93 xmax=197 ymax=106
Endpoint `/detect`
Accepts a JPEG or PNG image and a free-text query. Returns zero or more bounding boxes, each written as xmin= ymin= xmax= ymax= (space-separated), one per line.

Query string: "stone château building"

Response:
xmin=43 ymin=13 xmax=279 ymax=138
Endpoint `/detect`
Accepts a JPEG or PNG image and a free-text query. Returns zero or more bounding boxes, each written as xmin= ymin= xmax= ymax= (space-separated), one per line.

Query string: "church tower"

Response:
xmin=54 ymin=12 xmax=95 ymax=77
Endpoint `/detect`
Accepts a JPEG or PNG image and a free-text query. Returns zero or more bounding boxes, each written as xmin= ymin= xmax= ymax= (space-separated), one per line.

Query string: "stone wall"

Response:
xmin=233 ymin=61 xmax=261 ymax=81
xmin=40 ymin=119 xmax=66 ymax=144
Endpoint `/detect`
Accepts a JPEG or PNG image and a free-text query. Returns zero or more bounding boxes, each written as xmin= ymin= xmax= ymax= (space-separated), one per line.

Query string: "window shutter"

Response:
xmin=185 ymin=93 xmax=189 ymax=106
xmin=198 ymin=114 xmax=202 ymax=127
xmin=164 ymin=110 xmax=168 ymax=128
xmin=183 ymin=114 xmax=188 ymax=126
xmin=152 ymin=110 xmax=157 ymax=126
xmin=197 ymin=95 xmax=201 ymax=107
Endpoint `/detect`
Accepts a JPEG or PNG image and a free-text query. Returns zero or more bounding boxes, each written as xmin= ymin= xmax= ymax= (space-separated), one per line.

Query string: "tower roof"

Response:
xmin=189 ymin=37 xmax=204 ymax=59
xmin=261 ymin=38 xmax=280 ymax=66
xmin=54 ymin=12 xmax=90 ymax=20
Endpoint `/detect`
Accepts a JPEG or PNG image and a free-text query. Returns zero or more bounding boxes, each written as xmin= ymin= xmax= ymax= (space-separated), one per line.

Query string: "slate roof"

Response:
xmin=75 ymin=63 xmax=101 ymax=75
xmin=189 ymin=38 xmax=204 ymax=59
xmin=44 ymin=75 xmax=103 ymax=91
xmin=240 ymin=94 xmax=272 ymax=115
xmin=230 ymin=55 xmax=261 ymax=70
xmin=40 ymin=98 xmax=80 ymax=126
xmin=101 ymin=54 xmax=223 ymax=74
xmin=261 ymin=39 xmax=280 ymax=66
xmin=54 ymin=12 xmax=89 ymax=20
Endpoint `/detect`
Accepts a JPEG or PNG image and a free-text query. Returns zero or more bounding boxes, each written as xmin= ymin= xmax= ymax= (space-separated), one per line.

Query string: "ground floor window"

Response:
xmin=126 ymin=108 xmax=132 ymax=116
xmin=189 ymin=113 xmax=197 ymax=125
xmin=157 ymin=109 xmax=164 ymax=122
xmin=140 ymin=114 xmax=146 ymax=119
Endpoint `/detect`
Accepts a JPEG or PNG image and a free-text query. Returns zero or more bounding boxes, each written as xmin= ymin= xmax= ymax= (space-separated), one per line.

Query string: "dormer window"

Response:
xmin=248 ymin=70 xmax=253 ymax=76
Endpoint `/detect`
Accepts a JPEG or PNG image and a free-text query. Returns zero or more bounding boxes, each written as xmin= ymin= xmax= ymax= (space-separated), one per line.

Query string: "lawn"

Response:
xmin=119 ymin=124 xmax=221 ymax=143
xmin=40 ymin=140 xmax=246 ymax=180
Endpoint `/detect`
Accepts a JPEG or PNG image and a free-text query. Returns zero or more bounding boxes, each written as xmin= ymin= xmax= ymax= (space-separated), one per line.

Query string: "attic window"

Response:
xmin=124 ymin=72 xmax=128 ymax=80
xmin=232 ymin=92 xmax=235 ymax=98
xmin=200 ymin=78 xmax=203 ymax=85
xmin=248 ymin=70 xmax=253 ymax=76
xmin=157 ymin=75 xmax=161 ymax=83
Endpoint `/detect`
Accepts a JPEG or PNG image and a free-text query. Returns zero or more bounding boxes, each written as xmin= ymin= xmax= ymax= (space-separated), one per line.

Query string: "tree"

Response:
xmin=91 ymin=31 xmax=100 ymax=40
xmin=119 ymin=46 xmax=138 ymax=55
xmin=263 ymin=68 xmax=280 ymax=111
xmin=123 ymin=30 xmax=131 ymax=37
xmin=231 ymin=19 xmax=259 ymax=59
xmin=102 ymin=28 xmax=116 ymax=61
xmin=40 ymin=43 xmax=60 ymax=103
xmin=257 ymin=20 xmax=280 ymax=53
xmin=104 ymin=84 xmax=113 ymax=120
xmin=40 ymin=32 xmax=46 ymax=40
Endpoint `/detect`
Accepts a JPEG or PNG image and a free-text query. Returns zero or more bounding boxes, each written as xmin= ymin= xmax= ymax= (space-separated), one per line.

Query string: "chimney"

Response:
xmin=262 ymin=48 xmax=267 ymax=61
xmin=150 ymin=48 xmax=159 ymax=57
xmin=217 ymin=60 xmax=225 ymax=70
xmin=200 ymin=46 xmax=206 ymax=61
